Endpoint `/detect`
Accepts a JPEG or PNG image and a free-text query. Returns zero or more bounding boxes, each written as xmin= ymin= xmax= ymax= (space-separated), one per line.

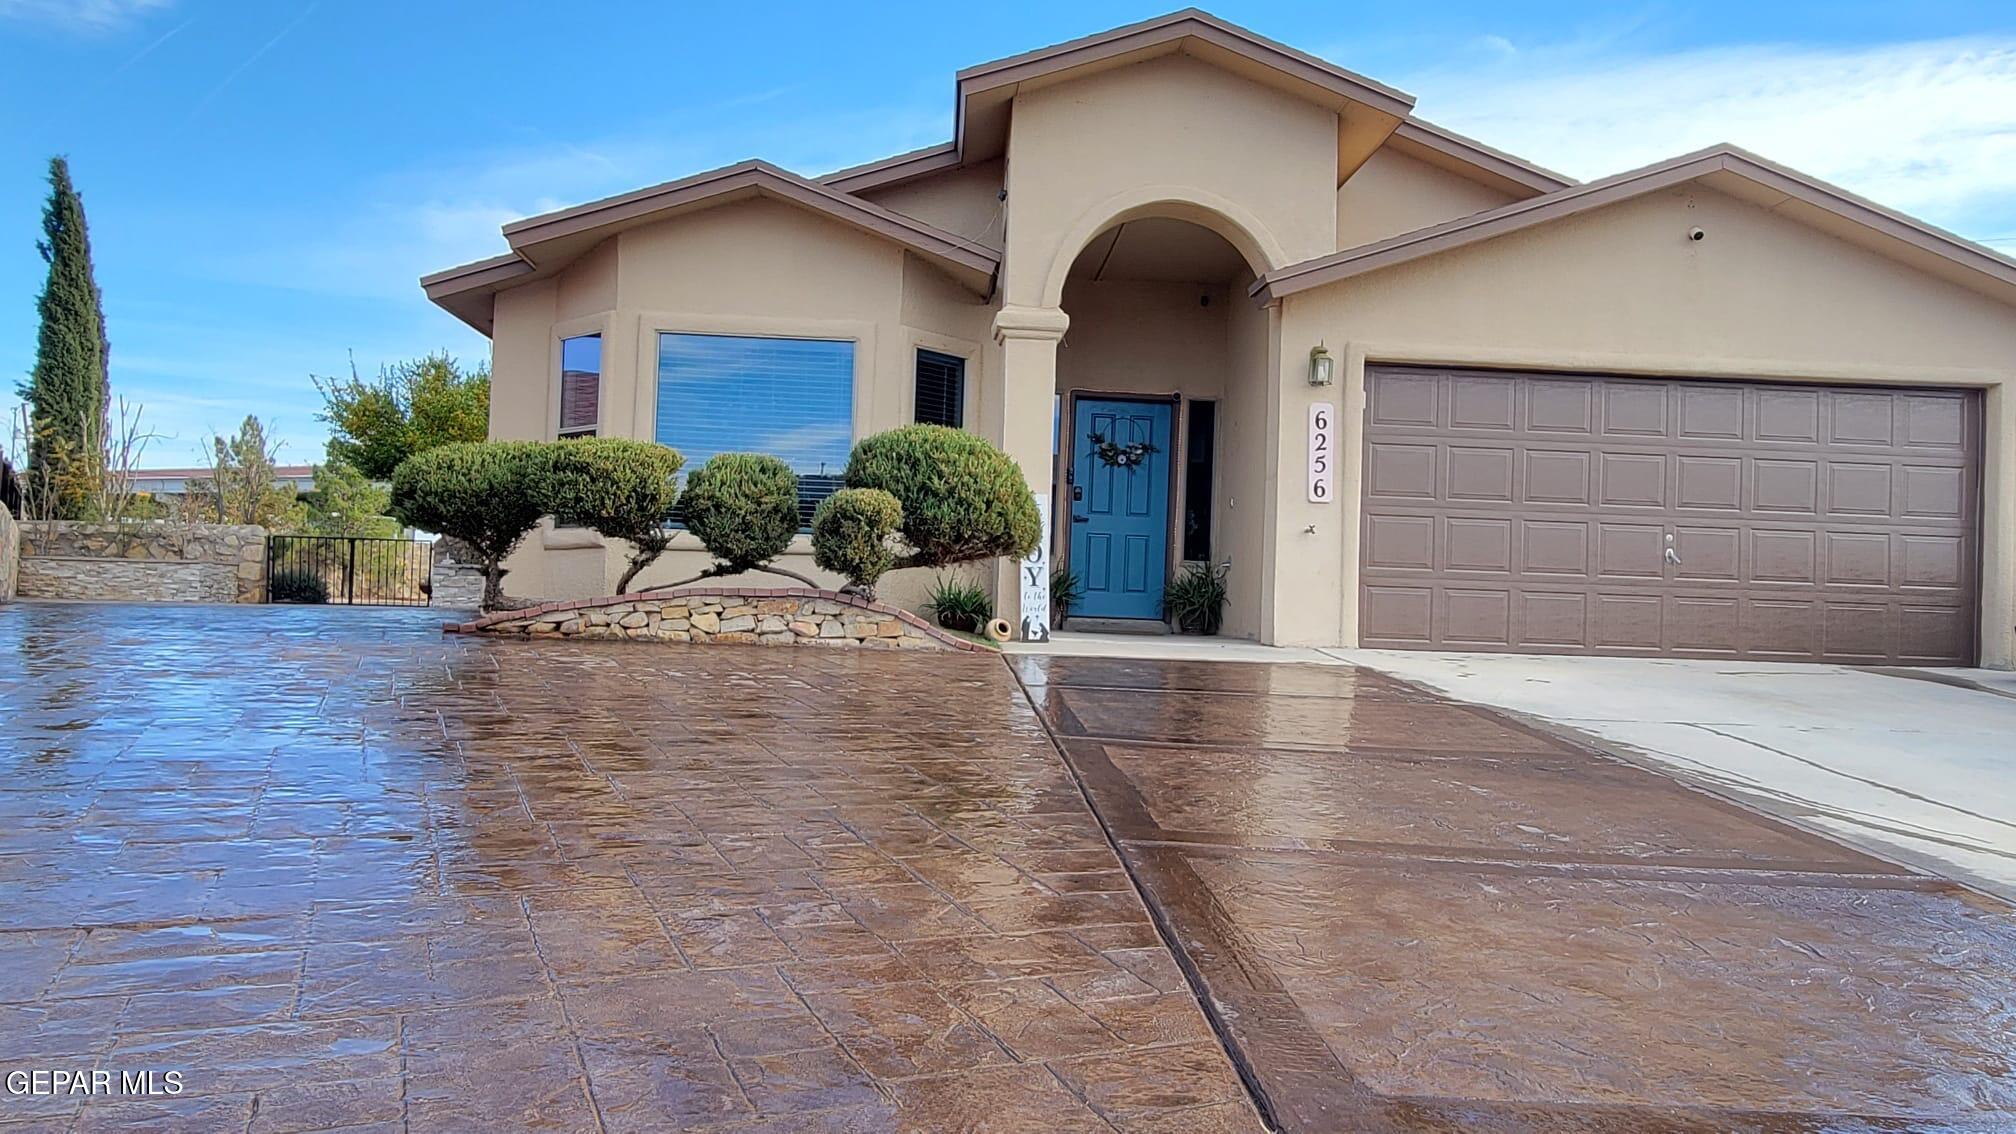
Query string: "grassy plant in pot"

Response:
xmin=925 ymin=575 xmax=993 ymax=634
xmin=1163 ymin=562 xmax=1228 ymax=635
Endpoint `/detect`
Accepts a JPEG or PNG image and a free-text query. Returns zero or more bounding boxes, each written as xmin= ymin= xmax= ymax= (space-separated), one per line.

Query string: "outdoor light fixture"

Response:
xmin=1308 ymin=343 xmax=1334 ymax=386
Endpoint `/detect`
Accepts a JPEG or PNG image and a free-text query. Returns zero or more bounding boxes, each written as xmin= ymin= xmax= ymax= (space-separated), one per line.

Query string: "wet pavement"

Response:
xmin=1017 ymin=655 xmax=2016 ymax=1133
xmin=0 ymin=603 xmax=1259 ymax=1132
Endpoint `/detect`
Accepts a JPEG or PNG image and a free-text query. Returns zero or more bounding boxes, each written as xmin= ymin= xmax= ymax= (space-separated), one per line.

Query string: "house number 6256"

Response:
xmin=1307 ymin=402 xmax=1335 ymax=503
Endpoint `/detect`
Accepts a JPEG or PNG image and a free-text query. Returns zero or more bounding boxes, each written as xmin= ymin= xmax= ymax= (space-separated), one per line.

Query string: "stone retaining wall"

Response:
xmin=445 ymin=587 xmax=987 ymax=652
xmin=17 ymin=521 xmax=266 ymax=604
xmin=0 ymin=507 xmax=17 ymax=602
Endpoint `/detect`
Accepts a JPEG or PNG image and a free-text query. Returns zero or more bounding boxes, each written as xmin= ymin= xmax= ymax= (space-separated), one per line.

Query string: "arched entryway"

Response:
xmin=1052 ymin=215 xmax=1271 ymax=639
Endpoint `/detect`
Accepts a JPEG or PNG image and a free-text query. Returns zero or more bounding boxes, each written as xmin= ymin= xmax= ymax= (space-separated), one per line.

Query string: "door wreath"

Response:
xmin=1086 ymin=431 xmax=1158 ymax=469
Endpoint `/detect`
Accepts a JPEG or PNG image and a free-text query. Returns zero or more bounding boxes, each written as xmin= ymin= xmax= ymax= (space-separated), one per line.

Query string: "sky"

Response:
xmin=2 ymin=0 xmax=2013 ymax=468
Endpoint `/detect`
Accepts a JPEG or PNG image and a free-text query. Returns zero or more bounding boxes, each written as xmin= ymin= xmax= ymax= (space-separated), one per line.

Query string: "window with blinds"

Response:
xmin=914 ymin=349 xmax=965 ymax=428
xmin=558 ymin=334 xmax=601 ymax=438
xmin=655 ymin=332 xmax=855 ymax=528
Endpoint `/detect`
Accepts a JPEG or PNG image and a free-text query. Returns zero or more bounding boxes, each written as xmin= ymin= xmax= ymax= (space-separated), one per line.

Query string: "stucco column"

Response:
xmin=988 ymin=305 xmax=1070 ymax=634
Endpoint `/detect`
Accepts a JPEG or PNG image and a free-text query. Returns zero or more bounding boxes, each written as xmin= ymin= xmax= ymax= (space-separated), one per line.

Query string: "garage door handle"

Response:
xmin=1664 ymin=547 xmax=1682 ymax=566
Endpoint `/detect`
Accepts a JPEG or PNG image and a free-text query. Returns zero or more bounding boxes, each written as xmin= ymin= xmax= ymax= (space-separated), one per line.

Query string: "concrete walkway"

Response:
xmin=1328 ymin=650 xmax=2016 ymax=902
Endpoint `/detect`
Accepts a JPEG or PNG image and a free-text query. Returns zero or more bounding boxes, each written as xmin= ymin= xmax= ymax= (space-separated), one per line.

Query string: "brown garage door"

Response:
xmin=1359 ymin=366 xmax=1981 ymax=664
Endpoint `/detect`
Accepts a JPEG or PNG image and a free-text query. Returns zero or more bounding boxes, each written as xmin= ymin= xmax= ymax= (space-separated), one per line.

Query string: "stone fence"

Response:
xmin=445 ymin=587 xmax=988 ymax=652
xmin=17 ymin=521 xmax=267 ymax=604
xmin=0 ymin=507 xmax=17 ymax=602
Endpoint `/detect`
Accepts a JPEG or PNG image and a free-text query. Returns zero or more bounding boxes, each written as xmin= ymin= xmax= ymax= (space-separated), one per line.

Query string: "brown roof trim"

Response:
xmin=1389 ymin=118 xmax=1574 ymax=195
xmin=1253 ymin=143 xmax=2016 ymax=303
xmin=820 ymin=142 xmax=963 ymax=195
xmin=499 ymin=159 xmax=999 ymax=274
xmin=419 ymin=251 xmax=532 ymax=293
xmin=956 ymin=8 xmax=1413 ymax=120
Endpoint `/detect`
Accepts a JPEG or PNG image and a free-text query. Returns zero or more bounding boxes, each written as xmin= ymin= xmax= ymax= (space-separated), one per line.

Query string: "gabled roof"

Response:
xmin=1387 ymin=118 xmax=1574 ymax=196
xmin=825 ymin=8 xmax=1428 ymax=196
xmin=423 ymin=161 xmax=1002 ymax=333
xmin=1253 ymin=144 xmax=2016 ymax=304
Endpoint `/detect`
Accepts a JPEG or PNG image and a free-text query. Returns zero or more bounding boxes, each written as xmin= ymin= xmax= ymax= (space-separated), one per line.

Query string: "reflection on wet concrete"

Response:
xmin=1023 ymin=654 xmax=2016 ymax=1133
xmin=0 ymin=603 xmax=1260 ymax=1131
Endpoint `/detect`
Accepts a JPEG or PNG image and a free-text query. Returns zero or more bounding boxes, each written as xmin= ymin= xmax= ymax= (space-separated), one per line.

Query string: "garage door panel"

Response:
xmin=1448 ymin=446 xmax=1515 ymax=501
xmin=1361 ymin=367 xmax=1979 ymax=664
xmin=1599 ymin=453 xmax=1667 ymax=507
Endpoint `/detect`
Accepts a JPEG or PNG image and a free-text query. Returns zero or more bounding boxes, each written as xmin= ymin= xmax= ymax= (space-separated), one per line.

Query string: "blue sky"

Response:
xmin=2 ymin=0 xmax=2013 ymax=467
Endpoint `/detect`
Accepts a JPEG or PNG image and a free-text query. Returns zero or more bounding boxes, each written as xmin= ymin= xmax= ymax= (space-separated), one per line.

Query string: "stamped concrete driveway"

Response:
xmin=1018 ymin=655 xmax=2016 ymax=1132
xmin=0 ymin=603 xmax=1257 ymax=1132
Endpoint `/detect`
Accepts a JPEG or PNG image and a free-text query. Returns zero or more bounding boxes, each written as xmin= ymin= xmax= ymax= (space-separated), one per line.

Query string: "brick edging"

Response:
xmin=441 ymin=586 xmax=991 ymax=653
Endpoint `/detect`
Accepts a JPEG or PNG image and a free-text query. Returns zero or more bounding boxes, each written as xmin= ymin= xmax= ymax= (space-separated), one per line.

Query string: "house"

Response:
xmin=423 ymin=9 xmax=2016 ymax=667
xmin=124 ymin=465 xmax=317 ymax=498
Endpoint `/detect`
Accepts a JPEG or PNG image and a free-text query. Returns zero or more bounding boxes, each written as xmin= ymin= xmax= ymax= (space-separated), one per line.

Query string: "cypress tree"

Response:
xmin=22 ymin=156 xmax=110 ymax=518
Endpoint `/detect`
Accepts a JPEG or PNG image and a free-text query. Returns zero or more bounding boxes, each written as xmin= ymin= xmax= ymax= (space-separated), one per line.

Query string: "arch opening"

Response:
xmin=1050 ymin=214 xmax=1269 ymax=640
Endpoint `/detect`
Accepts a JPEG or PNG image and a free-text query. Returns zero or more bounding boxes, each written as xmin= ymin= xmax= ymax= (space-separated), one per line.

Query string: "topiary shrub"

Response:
xmin=389 ymin=440 xmax=545 ymax=610
xmin=843 ymin=425 xmax=1040 ymax=569
xmin=536 ymin=438 xmax=683 ymax=593
xmin=811 ymin=487 xmax=902 ymax=597
xmin=673 ymin=452 xmax=814 ymax=585
xmin=267 ymin=566 xmax=329 ymax=604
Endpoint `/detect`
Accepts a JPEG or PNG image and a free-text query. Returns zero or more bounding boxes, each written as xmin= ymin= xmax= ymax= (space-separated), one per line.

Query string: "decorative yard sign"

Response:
xmin=1308 ymin=402 xmax=1335 ymax=503
xmin=1019 ymin=495 xmax=1052 ymax=642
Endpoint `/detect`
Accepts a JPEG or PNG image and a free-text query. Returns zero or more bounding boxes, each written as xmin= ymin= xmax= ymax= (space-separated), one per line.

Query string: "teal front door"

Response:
xmin=1069 ymin=398 xmax=1173 ymax=620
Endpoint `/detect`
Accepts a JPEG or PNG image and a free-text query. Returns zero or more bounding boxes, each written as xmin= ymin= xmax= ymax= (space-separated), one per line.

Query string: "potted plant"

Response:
xmin=1050 ymin=566 xmax=1083 ymax=624
xmin=925 ymin=574 xmax=993 ymax=634
xmin=1163 ymin=562 xmax=1228 ymax=635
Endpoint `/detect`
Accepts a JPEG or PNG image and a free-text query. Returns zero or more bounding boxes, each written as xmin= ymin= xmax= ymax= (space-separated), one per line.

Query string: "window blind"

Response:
xmin=914 ymin=349 xmax=965 ymax=428
xmin=558 ymin=334 xmax=601 ymax=436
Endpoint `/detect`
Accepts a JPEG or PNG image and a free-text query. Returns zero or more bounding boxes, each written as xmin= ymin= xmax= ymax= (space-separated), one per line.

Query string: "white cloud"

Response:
xmin=1395 ymin=36 xmax=2016 ymax=239
xmin=0 ymin=0 xmax=171 ymax=32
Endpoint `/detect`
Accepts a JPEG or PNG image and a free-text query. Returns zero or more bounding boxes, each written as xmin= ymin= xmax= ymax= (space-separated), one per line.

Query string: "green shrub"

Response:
xmin=680 ymin=453 xmax=800 ymax=574
xmin=267 ymin=567 xmax=328 ymax=604
xmin=924 ymin=574 xmax=993 ymax=633
xmin=389 ymin=440 xmax=546 ymax=609
xmin=1164 ymin=562 xmax=1229 ymax=635
xmin=536 ymin=438 xmax=684 ymax=593
xmin=843 ymin=425 xmax=1039 ymax=569
xmin=1050 ymin=565 xmax=1084 ymax=623
xmin=811 ymin=488 xmax=902 ymax=595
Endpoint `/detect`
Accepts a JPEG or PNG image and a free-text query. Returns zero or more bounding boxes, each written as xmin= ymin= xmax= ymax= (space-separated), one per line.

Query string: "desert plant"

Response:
xmin=843 ymin=425 xmax=1039 ymax=569
xmin=536 ymin=438 xmax=684 ymax=593
xmin=267 ymin=566 xmax=329 ymax=604
xmin=665 ymin=452 xmax=819 ymax=588
xmin=1163 ymin=561 xmax=1229 ymax=635
xmin=1050 ymin=565 xmax=1083 ymax=623
xmin=389 ymin=441 xmax=546 ymax=610
xmin=924 ymin=574 xmax=993 ymax=633
xmin=811 ymin=487 xmax=902 ymax=597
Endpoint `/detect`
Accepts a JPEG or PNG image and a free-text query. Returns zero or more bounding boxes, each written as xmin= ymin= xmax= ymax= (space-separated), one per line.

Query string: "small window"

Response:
xmin=558 ymin=334 xmax=601 ymax=438
xmin=914 ymin=349 xmax=965 ymax=428
xmin=655 ymin=332 xmax=854 ymax=528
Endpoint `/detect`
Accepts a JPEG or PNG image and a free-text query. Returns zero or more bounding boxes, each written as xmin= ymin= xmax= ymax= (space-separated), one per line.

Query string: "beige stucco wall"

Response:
xmin=486 ymin=195 xmax=999 ymax=617
xmin=1335 ymin=147 xmax=1520 ymax=249
xmin=1001 ymin=53 xmax=1340 ymax=310
xmin=860 ymin=159 xmax=1005 ymax=246
xmin=1275 ymin=182 xmax=2016 ymax=665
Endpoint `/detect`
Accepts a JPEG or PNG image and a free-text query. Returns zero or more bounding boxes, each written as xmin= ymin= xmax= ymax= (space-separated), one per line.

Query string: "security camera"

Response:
xmin=1687 ymin=227 xmax=1706 ymax=242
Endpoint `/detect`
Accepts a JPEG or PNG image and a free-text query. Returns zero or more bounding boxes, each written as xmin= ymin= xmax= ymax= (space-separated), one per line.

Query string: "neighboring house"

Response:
xmin=425 ymin=9 xmax=2016 ymax=667
xmin=124 ymin=466 xmax=317 ymax=499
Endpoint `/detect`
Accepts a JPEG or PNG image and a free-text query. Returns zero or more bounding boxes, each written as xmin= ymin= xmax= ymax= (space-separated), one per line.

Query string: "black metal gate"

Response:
xmin=266 ymin=535 xmax=433 ymax=607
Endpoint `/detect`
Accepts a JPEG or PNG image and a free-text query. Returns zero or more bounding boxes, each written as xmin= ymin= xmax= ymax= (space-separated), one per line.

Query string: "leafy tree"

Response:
xmin=388 ymin=441 xmax=545 ymax=609
xmin=301 ymin=460 xmax=400 ymax=538
xmin=21 ymin=156 xmax=109 ymax=519
xmin=188 ymin=416 xmax=307 ymax=531
xmin=315 ymin=352 xmax=489 ymax=479
xmin=535 ymin=438 xmax=683 ymax=593
xmin=811 ymin=488 xmax=902 ymax=597
xmin=843 ymin=425 xmax=1039 ymax=568
xmin=668 ymin=453 xmax=818 ymax=588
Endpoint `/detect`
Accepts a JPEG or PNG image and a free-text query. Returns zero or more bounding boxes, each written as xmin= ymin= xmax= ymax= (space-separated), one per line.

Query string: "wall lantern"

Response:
xmin=1308 ymin=343 xmax=1335 ymax=387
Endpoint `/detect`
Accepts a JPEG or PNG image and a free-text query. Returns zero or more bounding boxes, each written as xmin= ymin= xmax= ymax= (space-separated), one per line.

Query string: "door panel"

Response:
xmin=1069 ymin=399 xmax=1173 ymax=620
xmin=1359 ymin=366 xmax=1981 ymax=664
